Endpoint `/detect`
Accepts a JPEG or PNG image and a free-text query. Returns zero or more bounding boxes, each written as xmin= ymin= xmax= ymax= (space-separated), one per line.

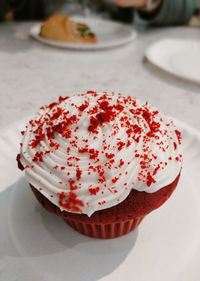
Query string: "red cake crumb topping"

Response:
xmin=76 ymin=167 xmax=82 ymax=181
xmin=89 ymin=149 xmax=99 ymax=160
xmin=175 ymin=129 xmax=182 ymax=144
xmin=174 ymin=142 xmax=177 ymax=150
xmin=18 ymin=91 xmax=182 ymax=214
xmin=105 ymin=153 xmax=115 ymax=159
xmin=89 ymin=187 xmax=100 ymax=195
xmin=78 ymin=101 xmax=89 ymax=112
xmin=117 ymin=141 xmax=125 ymax=151
xmin=32 ymin=151 xmax=44 ymax=162
xmin=58 ymin=191 xmax=84 ymax=213
xmin=112 ymin=177 xmax=119 ymax=184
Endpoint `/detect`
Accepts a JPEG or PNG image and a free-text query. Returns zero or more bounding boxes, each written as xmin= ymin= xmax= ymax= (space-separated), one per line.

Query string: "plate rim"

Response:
xmin=29 ymin=18 xmax=137 ymax=50
xmin=145 ymin=38 xmax=200 ymax=84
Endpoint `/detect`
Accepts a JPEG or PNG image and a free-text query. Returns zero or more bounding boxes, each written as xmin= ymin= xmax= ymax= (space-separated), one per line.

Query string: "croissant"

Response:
xmin=40 ymin=14 xmax=97 ymax=44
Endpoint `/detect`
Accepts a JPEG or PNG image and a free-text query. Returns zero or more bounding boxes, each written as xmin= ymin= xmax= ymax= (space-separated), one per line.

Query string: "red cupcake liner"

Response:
xmin=64 ymin=216 xmax=145 ymax=239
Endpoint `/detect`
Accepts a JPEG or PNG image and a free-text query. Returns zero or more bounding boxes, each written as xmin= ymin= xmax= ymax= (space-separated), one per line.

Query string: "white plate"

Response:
xmin=30 ymin=17 xmax=137 ymax=50
xmin=1 ymin=118 xmax=200 ymax=281
xmin=145 ymin=39 xmax=200 ymax=84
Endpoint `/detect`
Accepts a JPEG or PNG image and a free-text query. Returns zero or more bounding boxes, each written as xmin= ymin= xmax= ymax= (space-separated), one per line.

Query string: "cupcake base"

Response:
xmin=64 ymin=217 xmax=144 ymax=239
xmin=30 ymin=173 xmax=180 ymax=239
xmin=30 ymin=184 xmax=145 ymax=238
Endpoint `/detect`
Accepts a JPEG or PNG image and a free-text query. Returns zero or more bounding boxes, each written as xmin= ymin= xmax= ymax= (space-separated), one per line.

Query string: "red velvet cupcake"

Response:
xmin=17 ymin=91 xmax=182 ymax=238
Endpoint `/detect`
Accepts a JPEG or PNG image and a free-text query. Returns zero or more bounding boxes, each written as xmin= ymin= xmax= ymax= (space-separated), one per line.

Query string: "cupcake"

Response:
xmin=17 ymin=91 xmax=182 ymax=239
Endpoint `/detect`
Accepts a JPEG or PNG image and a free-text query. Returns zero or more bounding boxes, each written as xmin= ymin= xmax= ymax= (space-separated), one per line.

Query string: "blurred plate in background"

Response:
xmin=30 ymin=17 xmax=137 ymax=50
xmin=146 ymin=39 xmax=200 ymax=84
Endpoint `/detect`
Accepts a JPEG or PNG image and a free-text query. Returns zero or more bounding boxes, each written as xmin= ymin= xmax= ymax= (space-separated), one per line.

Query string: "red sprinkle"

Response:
xmin=146 ymin=173 xmax=156 ymax=187
xmin=114 ymin=104 xmax=124 ymax=112
xmin=153 ymin=165 xmax=160 ymax=176
xmin=112 ymin=177 xmax=119 ymax=183
xmin=58 ymin=191 xmax=84 ymax=213
xmin=88 ymin=105 xmax=116 ymax=133
xmin=78 ymin=101 xmax=89 ymax=112
xmin=78 ymin=147 xmax=88 ymax=153
xmin=119 ymin=159 xmax=124 ymax=167
xmin=175 ymin=129 xmax=182 ymax=144
xmin=76 ymin=167 xmax=82 ymax=181
xmin=89 ymin=187 xmax=100 ymax=195
xmin=32 ymin=151 xmax=44 ymax=162
xmin=173 ymin=142 xmax=177 ymax=150
xmin=117 ymin=141 xmax=125 ymax=151
xmin=105 ymin=153 xmax=115 ymax=159
xmin=89 ymin=149 xmax=99 ymax=160
xmin=69 ymin=179 xmax=78 ymax=191
xmin=59 ymin=96 xmax=69 ymax=103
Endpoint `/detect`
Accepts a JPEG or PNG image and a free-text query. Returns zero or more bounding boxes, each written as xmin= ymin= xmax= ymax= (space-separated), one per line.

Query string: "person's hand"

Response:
xmin=113 ymin=0 xmax=147 ymax=8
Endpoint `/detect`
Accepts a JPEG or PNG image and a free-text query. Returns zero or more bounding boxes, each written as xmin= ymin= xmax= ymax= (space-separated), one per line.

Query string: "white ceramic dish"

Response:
xmin=0 ymin=118 xmax=200 ymax=281
xmin=30 ymin=17 xmax=137 ymax=50
xmin=145 ymin=39 xmax=200 ymax=84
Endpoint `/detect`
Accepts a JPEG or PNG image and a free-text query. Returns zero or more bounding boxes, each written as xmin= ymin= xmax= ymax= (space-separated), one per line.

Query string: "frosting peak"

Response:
xmin=19 ymin=91 xmax=182 ymax=216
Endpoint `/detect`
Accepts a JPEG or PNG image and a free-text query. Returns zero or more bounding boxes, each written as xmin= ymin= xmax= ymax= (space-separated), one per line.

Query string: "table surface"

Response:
xmin=0 ymin=22 xmax=200 ymax=131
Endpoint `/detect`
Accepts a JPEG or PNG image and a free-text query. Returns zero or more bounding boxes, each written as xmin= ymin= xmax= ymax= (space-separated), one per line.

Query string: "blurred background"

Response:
xmin=0 ymin=0 xmax=134 ymax=23
xmin=0 ymin=0 xmax=199 ymax=26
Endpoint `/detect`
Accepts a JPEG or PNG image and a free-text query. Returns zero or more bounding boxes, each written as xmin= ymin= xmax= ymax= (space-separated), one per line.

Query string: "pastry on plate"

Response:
xmin=17 ymin=91 xmax=182 ymax=238
xmin=40 ymin=14 xmax=97 ymax=43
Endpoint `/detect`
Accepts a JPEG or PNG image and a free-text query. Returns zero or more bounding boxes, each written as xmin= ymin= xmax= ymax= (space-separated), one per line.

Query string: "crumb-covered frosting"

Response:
xmin=18 ymin=91 xmax=182 ymax=216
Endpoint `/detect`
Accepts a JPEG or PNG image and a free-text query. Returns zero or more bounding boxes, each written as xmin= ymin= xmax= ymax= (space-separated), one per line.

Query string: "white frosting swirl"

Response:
xmin=19 ymin=92 xmax=182 ymax=216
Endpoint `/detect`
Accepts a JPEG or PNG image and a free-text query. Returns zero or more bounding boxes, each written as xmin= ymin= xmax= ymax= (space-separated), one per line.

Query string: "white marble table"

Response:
xmin=1 ymin=22 xmax=200 ymax=281
xmin=0 ymin=22 xmax=200 ymax=131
